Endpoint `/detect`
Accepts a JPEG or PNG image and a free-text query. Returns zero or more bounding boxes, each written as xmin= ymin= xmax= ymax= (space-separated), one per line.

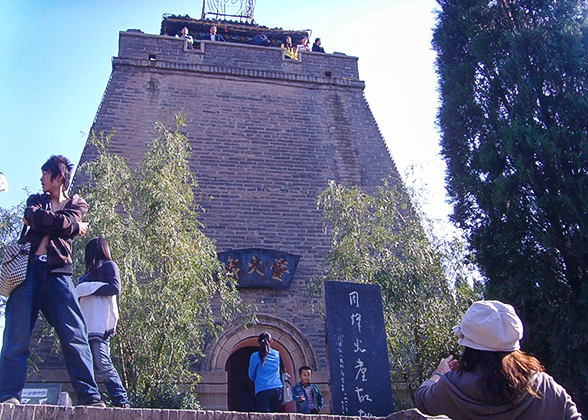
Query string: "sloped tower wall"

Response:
xmin=75 ymin=30 xmax=400 ymax=410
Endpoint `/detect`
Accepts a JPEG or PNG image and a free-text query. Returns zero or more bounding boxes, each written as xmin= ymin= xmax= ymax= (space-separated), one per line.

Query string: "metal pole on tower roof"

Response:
xmin=201 ymin=0 xmax=255 ymax=23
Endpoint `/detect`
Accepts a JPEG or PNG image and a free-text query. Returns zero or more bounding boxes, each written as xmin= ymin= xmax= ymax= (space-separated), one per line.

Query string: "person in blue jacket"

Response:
xmin=292 ymin=366 xmax=324 ymax=414
xmin=248 ymin=331 xmax=283 ymax=412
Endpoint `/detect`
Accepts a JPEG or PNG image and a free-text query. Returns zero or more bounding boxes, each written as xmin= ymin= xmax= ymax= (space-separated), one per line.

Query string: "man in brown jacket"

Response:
xmin=0 ymin=155 xmax=104 ymax=407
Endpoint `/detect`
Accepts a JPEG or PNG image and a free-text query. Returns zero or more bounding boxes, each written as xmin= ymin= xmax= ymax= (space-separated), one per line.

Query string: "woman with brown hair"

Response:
xmin=415 ymin=300 xmax=581 ymax=419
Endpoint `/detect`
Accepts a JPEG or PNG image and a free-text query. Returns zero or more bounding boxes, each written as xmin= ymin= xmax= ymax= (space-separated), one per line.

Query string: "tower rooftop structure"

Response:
xmin=161 ymin=14 xmax=311 ymax=47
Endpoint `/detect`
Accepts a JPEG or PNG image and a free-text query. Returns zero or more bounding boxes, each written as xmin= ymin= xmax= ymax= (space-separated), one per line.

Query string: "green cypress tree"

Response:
xmin=433 ymin=0 xmax=588 ymax=408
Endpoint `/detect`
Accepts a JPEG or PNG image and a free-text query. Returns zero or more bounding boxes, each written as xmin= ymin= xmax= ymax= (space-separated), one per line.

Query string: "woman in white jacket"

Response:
xmin=76 ymin=237 xmax=130 ymax=408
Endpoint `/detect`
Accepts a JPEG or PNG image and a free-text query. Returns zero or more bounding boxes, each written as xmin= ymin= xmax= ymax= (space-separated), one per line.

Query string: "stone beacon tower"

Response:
xmin=75 ymin=15 xmax=401 ymax=412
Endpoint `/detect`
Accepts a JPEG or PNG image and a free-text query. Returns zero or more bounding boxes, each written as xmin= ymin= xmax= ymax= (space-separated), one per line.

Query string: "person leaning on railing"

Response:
xmin=281 ymin=36 xmax=298 ymax=60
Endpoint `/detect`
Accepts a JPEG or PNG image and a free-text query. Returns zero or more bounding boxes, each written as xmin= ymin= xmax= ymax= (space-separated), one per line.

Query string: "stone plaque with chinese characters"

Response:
xmin=325 ymin=281 xmax=394 ymax=416
xmin=217 ymin=248 xmax=300 ymax=290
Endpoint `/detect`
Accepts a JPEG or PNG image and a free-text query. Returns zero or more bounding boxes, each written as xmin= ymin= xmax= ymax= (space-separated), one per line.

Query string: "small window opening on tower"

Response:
xmin=148 ymin=54 xmax=157 ymax=61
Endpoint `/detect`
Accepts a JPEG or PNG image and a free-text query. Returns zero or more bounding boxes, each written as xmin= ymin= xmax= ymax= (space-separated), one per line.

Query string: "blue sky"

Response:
xmin=0 ymin=0 xmax=448 ymax=223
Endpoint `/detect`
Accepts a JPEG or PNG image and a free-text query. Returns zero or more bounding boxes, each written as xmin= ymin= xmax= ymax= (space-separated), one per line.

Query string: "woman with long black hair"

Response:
xmin=248 ymin=331 xmax=283 ymax=412
xmin=76 ymin=237 xmax=130 ymax=408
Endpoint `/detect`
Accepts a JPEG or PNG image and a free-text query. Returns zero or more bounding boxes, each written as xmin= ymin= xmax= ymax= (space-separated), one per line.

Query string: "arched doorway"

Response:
xmin=226 ymin=346 xmax=257 ymax=412
xmin=225 ymin=336 xmax=296 ymax=412
xmin=201 ymin=315 xmax=318 ymax=411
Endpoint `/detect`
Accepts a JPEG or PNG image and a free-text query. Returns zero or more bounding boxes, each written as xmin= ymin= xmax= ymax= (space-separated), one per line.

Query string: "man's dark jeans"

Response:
xmin=0 ymin=257 xmax=100 ymax=404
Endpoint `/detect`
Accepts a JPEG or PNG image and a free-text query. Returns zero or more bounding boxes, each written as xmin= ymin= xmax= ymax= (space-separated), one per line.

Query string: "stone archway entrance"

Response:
xmin=202 ymin=315 xmax=317 ymax=412
xmin=225 ymin=338 xmax=295 ymax=412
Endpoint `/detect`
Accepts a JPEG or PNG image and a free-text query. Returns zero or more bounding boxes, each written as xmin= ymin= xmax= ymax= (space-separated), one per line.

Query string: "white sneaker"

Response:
xmin=1 ymin=398 xmax=20 ymax=405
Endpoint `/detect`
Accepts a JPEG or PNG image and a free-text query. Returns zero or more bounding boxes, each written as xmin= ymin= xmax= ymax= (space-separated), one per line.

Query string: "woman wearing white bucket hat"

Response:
xmin=415 ymin=300 xmax=582 ymax=419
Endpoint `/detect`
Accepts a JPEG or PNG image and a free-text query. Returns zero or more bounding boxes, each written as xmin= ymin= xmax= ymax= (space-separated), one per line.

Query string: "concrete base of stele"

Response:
xmin=0 ymin=404 xmax=451 ymax=419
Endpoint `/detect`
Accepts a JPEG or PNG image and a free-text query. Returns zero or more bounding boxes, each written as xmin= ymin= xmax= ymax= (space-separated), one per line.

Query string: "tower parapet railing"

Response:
xmin=115 ymin=30 xmax=363 ymax=86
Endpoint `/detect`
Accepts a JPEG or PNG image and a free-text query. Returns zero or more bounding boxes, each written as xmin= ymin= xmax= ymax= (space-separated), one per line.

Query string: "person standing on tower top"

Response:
xmin=176 ymin=26 xmax=194 ymax=47
xmin=297 ymin=36 xmax=311 ymax=52
xmin=282 ymin=36 xmax=298 ymax=60
xmin=312 ymin=38 xmax=325 ymax=53
xmin=208 ymin=26 xmax=226 ymax=42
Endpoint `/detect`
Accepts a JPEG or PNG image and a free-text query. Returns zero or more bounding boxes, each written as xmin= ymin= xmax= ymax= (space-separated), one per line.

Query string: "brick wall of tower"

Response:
xmin=72 ymin=30 xmax=400 ymax=410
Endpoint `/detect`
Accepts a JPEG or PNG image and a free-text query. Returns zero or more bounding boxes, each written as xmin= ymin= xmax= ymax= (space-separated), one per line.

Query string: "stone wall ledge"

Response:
xmin=0 ymin=405 xmax=451 ymax=420
xmin=111 ymin=57 xmax=366 ymax=89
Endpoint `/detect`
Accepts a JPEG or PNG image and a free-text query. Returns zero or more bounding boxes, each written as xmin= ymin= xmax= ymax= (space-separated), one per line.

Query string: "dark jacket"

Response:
xmin=77 ymin=260 xmax=121 ymax=296
xmin=21 ymin=193 xmax=88 ymax=274
xmin=312 ymin=44 xmax=325 ymax=53
xmin=292 ymin=381 xmax=323 ymax=414
xmin=76 ymin=260 xmax=121 ymax=340
xmin=205 ymin=34 xmax=225 ymax=42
